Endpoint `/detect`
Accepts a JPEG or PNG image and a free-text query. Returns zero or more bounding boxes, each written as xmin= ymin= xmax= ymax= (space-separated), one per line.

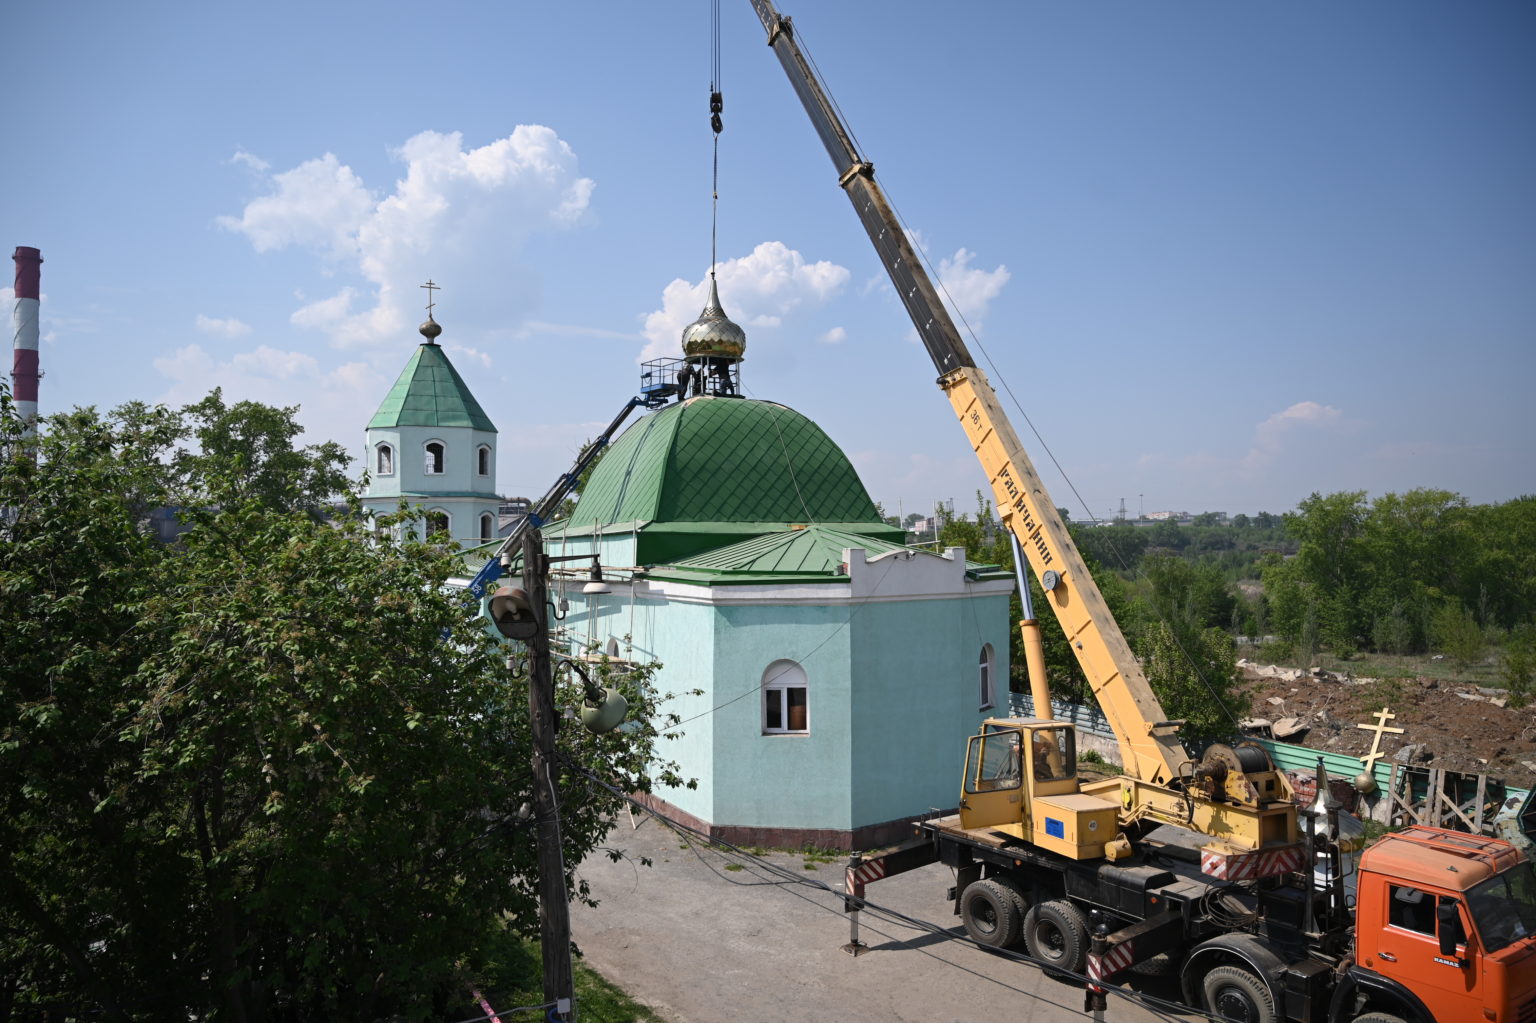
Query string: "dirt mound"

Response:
xmin=1238 ymin=662 xmax=1536 ymax=793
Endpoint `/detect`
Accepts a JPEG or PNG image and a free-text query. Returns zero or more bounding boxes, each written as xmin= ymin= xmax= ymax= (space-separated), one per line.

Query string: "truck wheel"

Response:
xmin=991 ymin=874 xmax=1031 ymax=917
xmin=960 ymin=879 xmax=1023 ymax=948
xmin=1024 ymin=899 xmax=1088 ymax=975
xmin=1351 ymin=1015 xmax=1406 ymax=1023
xmin=1202 ymin=965 xmax=1276 ymax=1023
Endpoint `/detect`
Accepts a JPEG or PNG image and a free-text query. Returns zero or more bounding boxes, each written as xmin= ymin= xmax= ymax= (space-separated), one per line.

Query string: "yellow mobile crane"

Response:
xmin=745 ymin=0 xmax=1300 ymax=882
xmin=748 ymin=8 xmax=1536 ymax=1021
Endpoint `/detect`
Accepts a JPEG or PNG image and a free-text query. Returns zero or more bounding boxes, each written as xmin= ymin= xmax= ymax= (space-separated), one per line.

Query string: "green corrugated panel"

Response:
xmin=647 ymin=525 xmax=1007 ymax=585
xmin=1250 ymin=737 xmax=1530 ymax=807
xmin=565 ymin=397 xmax=881 ymax=530
xmin=674 ymin=525 xmax=909 ymax=574
xmin=367 ymin=343 xmax=497 ymax=431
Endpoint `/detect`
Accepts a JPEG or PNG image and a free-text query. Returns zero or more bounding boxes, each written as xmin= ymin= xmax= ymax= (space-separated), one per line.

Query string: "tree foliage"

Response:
xmin=1261 ymin=488 xmax=1536 ymax=661
xmin=936 ymin=495 xmax=1241 ymax=729
xmin=0 ymin=391 xmax=681 ymax=1020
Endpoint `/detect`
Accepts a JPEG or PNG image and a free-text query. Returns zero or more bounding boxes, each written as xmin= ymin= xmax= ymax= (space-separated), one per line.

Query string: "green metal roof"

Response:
xmin=367 ymin=343 xmax=497 ymax=432
xmin=567 ymin=396 xmax=881 ymax=529
xmin=675 ymin=525 xmax=910 ymax=574
xmin=644 ymin=525 xmax=1011 ymax=586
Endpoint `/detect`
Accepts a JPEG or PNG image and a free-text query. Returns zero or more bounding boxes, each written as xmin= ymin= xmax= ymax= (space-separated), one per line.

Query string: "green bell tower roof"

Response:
xmin=367 ymin=332 xmax=496 ymax=432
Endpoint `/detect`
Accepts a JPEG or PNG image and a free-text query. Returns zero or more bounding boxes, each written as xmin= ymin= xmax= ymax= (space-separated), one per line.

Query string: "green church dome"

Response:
xmin=561 ymin=396 xmax=900 ymax=564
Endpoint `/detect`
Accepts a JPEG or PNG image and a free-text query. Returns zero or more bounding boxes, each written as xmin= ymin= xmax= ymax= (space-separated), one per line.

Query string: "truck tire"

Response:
xmin=1351 ymin=1015 xmax=1406 ymax=1023
xmin=960 ymin=879 xmax=1023 ymax=948
xmin=1202 ymin=965 xmax=1276 ymax=1023
xmin=991 ymin=874 xmax=1031 ymax=917
xmin=1024 ymin=899 xmax=1088 ymax=975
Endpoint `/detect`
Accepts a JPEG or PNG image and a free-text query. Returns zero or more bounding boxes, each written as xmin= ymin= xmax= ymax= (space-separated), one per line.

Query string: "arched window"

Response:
xmin=425 ymin=509 xmax=450 ymax=538
xmin=763 ymin=659 xmax=809 ymax=734
xmin=979 ymin=643 xmax=995 ymax=710
xmin=476 ymin=444 xmax=491 ymax=476
xmin=424 ymin=441 xmax=445 ymax=475
xmin=478 ymin=512 xmax=494 ymax=542
xmin=375 ymin=443 xmax=394 ymax=476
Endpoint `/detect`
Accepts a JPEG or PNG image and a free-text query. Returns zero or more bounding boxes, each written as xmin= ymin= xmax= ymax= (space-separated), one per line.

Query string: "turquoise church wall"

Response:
xmin=709 ymin=603 xmax=854 ymax=831
xmin=849 ymin=592 xmax=1012 ymax=827
xmin=556 ymin=572 xmax=1010 ymax=835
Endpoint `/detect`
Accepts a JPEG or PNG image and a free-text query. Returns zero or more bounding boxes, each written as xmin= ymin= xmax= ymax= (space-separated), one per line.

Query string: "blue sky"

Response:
xmin=5 ymin=1 xmax=1533 ymax=518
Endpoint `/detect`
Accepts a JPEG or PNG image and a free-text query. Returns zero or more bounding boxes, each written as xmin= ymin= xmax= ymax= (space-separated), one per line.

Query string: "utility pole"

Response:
xmin=521 ymin=525 xmax=576 ymax=1022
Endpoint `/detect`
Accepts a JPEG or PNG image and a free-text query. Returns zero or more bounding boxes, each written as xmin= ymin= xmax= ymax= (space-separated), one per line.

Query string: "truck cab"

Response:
xmin=1351 ymin=826 xmax=1536 ymax=1023
xmin=957 ymin=718 xmax=1119 ymax=860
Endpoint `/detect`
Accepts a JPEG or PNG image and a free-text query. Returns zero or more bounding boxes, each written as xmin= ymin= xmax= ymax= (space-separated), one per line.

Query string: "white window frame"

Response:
xmin=762 ymin=659 xmax=809 ymax=735
xmin=424 ymin=440 xmax=446 ymax=475
xmin=425 ymin=507 xmax=451 ymax=539
xmin=375 ymin=443 xmax=394 ymax=476
xmin=478 ymin=512 xmax=494 ymax=542
xmin=476 ymin=444 xmax=491 ymax=476
xmin=979 ymin=643 xmax=996 ymax=710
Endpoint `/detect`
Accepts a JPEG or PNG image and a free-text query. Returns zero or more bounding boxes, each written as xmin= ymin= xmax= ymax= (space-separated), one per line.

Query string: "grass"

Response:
xmin=469 ymin=932 xmax=666 ymax=1023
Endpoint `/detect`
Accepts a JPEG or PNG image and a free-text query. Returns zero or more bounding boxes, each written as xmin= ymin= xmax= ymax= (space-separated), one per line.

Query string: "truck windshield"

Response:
xmin=1466 ymin=861 xmax=1536 ymax=953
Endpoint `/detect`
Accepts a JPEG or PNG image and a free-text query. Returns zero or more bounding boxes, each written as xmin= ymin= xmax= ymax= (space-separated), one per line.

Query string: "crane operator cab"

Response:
xmin=958 ymin=718 xmax=1121 ymax=860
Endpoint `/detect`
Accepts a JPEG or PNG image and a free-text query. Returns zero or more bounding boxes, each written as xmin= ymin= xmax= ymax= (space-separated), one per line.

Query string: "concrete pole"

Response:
xmin=523 ymin=525 xmax=577 ymax=1021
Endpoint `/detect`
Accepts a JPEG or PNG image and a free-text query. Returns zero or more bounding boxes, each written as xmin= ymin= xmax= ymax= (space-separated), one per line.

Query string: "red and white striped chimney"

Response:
xmin=11 ymin=246 xmax=41 ymax=433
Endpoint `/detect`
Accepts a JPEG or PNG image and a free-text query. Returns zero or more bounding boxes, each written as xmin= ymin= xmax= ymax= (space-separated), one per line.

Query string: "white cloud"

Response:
xmin=218 ymin=153 xmax=372 ymax=261
xmin=522 ymin=320 xmax=642 ymax=342
xmin=1244 ymin=400 xmax=1342 ymax=471
xmin=936 ymin=248 xmax=1010 ymax=326
xmin=445 ymin=343 xmax=493 ymax=369
xmin=154 ymin=343 xmax=388 ymax=463
xmin=639 ymin=241 xmax=850 ymax=362
xmin=194 ymin=314 xmax=252 ymax=338
xmin=819 ymin=326 xmax=847 ymax=345
xmin=229 ymin=345 xmax=320 ymax=380
xmin=221 ymin=126 xmax=595 ymax=349
xmin=290 ymin=288 xmax=357 ymax=330
xmin=228 ymin=149 xmax=270 ymax=173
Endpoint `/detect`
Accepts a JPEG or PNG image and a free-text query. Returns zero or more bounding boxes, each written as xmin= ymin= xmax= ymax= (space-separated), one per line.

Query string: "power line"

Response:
xmin=571 ymin=764 xmax=1216 ymax=1023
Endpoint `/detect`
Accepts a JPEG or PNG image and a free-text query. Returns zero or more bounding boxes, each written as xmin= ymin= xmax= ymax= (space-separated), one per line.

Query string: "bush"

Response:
xmin=1433 ymin=602 xmax=1485 ymax=670
xmin=1503 ymin=624 xmax=1536 ymax=709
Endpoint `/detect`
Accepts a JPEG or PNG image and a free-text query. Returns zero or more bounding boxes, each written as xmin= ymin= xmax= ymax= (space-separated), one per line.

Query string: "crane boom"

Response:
xmin=748 ymin=0 xmax=1187 ymax=786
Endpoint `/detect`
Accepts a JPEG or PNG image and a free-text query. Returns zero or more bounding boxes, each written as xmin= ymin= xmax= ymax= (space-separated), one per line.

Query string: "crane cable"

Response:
xmin=709 ymin=0 xmax=724 ymax=279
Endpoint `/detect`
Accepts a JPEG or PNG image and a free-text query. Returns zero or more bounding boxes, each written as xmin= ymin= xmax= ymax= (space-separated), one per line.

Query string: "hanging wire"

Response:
xmin=709 ymin=0 xmax=724 ymax=279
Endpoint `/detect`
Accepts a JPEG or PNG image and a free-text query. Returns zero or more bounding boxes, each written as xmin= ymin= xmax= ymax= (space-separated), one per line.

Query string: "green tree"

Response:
xmin=1076 ymin=521 xmax=1148 ymax=573
xmin=1432 ymin=601 xmax=1485 ymax=671
xmin=1145 ymin=519 xmax=1187 ymax=553
xmin=1502 ymin=623 xmax=1536 ymax=709
xmin=0 ymin=393 xmax=680 ymax=1020
xmin=1139 ymin=554 xmax=1237 ymax=633
xmin=1140 ymin=621 xmax=1247 ymax=743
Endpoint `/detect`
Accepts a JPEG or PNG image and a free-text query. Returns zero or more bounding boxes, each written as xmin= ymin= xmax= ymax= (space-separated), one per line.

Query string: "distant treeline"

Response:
xmin=934 ymin=488 xmax=1536 ymax=724
xmin=1255 ymin=490 xmax=1536 ymax=661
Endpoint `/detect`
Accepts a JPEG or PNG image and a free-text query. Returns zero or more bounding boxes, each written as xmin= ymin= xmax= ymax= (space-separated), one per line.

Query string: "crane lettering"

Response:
xmin=996 ymin=466 xmax=1055 ymax=568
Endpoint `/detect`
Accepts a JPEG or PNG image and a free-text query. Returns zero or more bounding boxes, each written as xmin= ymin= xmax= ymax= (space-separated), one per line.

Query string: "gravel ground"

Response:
xmin=570 ymin=810 xmax=1196 ymax=1023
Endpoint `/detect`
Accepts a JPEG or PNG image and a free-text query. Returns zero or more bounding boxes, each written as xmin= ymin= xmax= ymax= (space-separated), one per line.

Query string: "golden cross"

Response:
xmin=1356 ymin=706 xmax=1406 ymax=771
xmin=420 ymin=279 xmax=440 ymax=317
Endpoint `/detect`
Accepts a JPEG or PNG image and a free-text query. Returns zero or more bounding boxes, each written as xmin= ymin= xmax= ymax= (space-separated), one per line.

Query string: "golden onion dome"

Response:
xmin=681 ymin=277 xmax=746 ymax=360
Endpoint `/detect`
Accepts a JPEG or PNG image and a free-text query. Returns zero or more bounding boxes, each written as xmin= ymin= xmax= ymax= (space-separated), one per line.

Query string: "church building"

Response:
xmin=361 ymin=312 xmax=500 ymax=546
xmin=367 ymin=284 xmax=1014 ymax=849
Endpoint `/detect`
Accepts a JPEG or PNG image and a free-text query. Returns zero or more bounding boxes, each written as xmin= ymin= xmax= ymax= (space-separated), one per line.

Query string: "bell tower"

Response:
xmin=362 ymin=282 xmax=500 ymax=545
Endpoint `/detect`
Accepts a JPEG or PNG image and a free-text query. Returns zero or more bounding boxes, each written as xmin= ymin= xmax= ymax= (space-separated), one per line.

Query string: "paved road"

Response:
xmin=571 ymin=812 xmax=1198 ymax=1023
